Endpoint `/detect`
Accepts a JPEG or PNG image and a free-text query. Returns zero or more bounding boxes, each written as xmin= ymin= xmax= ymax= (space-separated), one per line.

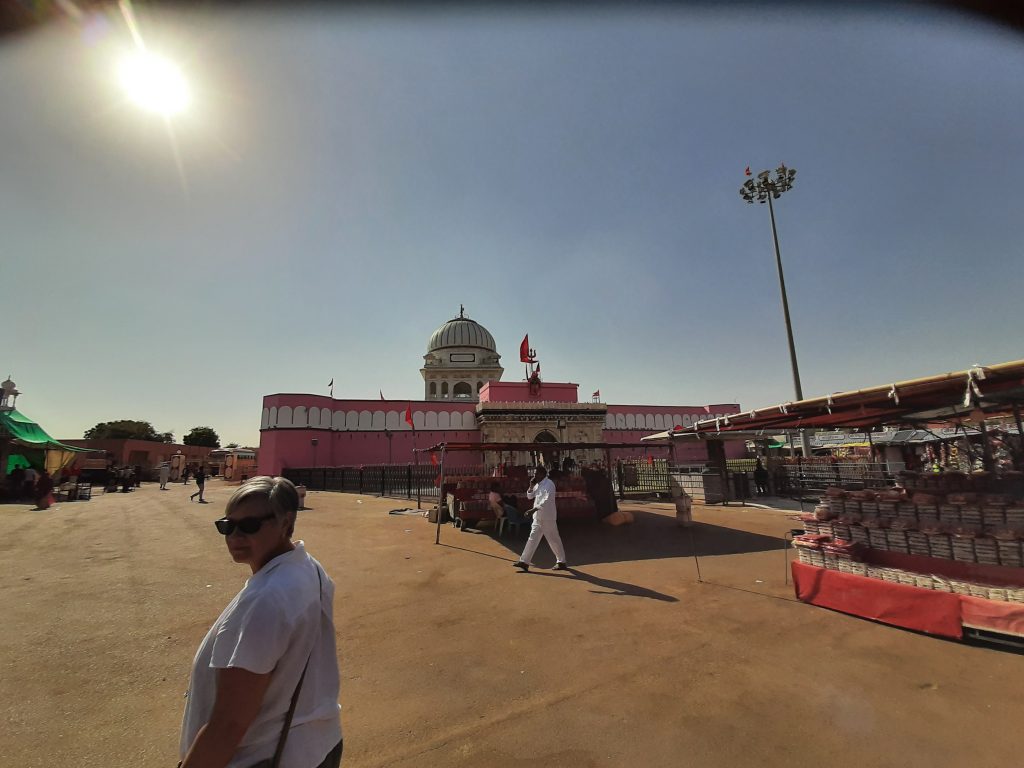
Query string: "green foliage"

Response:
xmin=84 ymin=420 xmax=173 ymax=443
xmin=183 ymin=426 xmax=221 ymax=448
xmin=225 ymin=442 xmax=240 ymax=449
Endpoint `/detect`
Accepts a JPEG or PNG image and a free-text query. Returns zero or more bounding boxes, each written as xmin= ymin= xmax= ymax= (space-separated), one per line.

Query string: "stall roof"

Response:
xmin=658 ymin=359 xmax=1024 ymax=437
xmin=0 ymin=409 xmax=96 ymax=452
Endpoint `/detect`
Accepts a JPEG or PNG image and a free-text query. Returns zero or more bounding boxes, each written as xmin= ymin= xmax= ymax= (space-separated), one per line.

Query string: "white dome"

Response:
xmin=428 ymin=311 xmax=497 ymax=352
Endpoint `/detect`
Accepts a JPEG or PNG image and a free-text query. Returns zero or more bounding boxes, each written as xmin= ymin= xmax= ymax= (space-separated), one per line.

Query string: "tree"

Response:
xmin=225 ymin=442 xmax=240 ymax=449
xmin=84 ymin=420 xmax=173 ymax=443
xmin=184 ymin=426 xmax=221 ymax=448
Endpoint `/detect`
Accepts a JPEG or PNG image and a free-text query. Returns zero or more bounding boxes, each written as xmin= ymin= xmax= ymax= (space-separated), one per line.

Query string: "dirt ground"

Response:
xmin=2 ymin=479 xmax=1023 ymax=768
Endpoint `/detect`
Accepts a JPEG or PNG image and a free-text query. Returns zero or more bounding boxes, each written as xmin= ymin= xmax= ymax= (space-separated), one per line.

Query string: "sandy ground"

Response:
xmin=1 ymin=479 xmax=1022 ymax=768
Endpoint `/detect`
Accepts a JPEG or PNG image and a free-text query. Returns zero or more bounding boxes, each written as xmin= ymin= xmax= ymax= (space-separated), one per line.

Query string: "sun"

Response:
xmin=118 ymin=50 xmax=190 ymax=117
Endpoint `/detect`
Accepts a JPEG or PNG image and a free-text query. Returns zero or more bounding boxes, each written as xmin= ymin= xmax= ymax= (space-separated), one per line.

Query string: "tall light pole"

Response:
xmin=740 ymin=164 xmax=811 ymax=458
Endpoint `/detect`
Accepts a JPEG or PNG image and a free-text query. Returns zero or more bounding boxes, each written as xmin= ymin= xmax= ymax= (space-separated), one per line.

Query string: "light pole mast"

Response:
xmin=740 ymin=165 xmax=811 ymax=457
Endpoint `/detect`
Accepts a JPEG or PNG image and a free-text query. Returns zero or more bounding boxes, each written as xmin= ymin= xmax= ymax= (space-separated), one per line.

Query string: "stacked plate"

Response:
xmin=869 ymin=529 xmax=889 ymax=549
xmin=960 ymin=507 xmax=983 ymax=527
xmin=907 ymin=532 xmax=931 ymax=557
xmin=973 ymin=538 xmax=999 ymax=566
xmin=886 ymin=529 xmax=910 ymax=553
xmin=849 ymin=526 xmax=870 ymax=545
xmin=952 ymin=537 xmax=977 ymax=563
xmin=939 ymin=505 xmax=961 ymax=525
xmin=927 ymin=533 xmax=954 ymax=560
xmin=1005 ymin=507 xmax=1024 ymax=528
xmin=997 ymin=539 xmax=1023 ymax=568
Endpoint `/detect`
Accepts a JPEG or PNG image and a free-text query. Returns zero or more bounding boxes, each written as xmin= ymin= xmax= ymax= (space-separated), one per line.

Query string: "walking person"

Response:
xmin=159 ymin=462 xmax=171 ymax=490
xmin=190 ymin=466 xmax=207 ymax=503
xmin=753 ymin=459 xmax=770 ymax=496
xmin=178 ymin=476 xmax=343 ymax=768
xmin=513 ymin=465 xmax=567 ymax=572
xmin=34 ymin=469 xmax=55 ymax=510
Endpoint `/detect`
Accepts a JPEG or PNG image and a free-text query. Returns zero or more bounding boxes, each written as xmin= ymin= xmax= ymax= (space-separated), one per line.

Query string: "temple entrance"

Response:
xmin=534 ymin=430 xmax=558 ymax=467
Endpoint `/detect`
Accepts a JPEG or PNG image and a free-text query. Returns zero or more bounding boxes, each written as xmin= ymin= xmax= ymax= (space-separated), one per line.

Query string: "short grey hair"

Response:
xmin=225 ymin=476 xmax=299 ymax=536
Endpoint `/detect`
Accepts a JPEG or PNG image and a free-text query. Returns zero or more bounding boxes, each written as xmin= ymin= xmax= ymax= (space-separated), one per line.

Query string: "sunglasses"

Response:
xmin=214 ymin=511 xmax=278 ymax=536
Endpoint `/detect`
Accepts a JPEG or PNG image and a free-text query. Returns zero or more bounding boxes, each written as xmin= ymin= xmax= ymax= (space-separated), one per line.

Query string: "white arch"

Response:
xmin=464 ymin=412 xmax=476 ymax=430
xmin=333 ymin=410 xmax=347 ymax=431
xmin=372 ymin=411 xmax=386 ymax=430
xmin=307 ymin=407 xmax=320 ymax=428
xmin=358 ymin=410 xmax=373 ymax=430
xmin=438 ymin=411 xmax=451 ymax=429
xmin=292 ymin=406 xmax=307 ymax=428
xmin=413 ymin=410 xmax=425 ymax=430
xmin=346 ymin=410 xmax=359 ymax=430
xmin=605 ymin=413 xmax=615 ymax=429
xmin=654 ymin=414 xmax=665 ymax=430
xmin=625 ymin=413 xmax=635 ymax=429
xmin=424 ymin=411 xmax=438 ymax=429
xmin=261 ymin=408 xmax=270 ymax=429
xmin=683 ymin=414 xmax=694 ymax=427
xmin=672 ymin=414 xmax=683 ymax=429
xmin=268 ymin=406 xmax=278 ymax=428
xmin=615 ymin=413 xmax=626 ymax=429
xmin=385 ymin=411 xmax=401 ymax=430
xmin=277 ymin=406 xmax=292 ymax=428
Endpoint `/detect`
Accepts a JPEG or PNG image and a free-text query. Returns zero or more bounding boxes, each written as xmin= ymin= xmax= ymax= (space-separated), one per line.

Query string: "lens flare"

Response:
xmin=118 ymin=50 xmax=190 ymax=116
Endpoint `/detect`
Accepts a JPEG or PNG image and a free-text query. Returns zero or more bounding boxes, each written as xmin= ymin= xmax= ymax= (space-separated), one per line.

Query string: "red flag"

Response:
xmin=703 ymin=405 xmax=711 ymax=413
xmin=592 ymin=389 xmax=600 ymax=398
xmin=744 ymin=166 xmax=751 ymax=176
xmin=519 ymin=334 xmax=532 ymax=363
xmin=379 ymin=390 xmax=385 ymax=401
xmin=646 ymin=455 xmax=654 ymax=465
xmin=405 ymin=404 xmax=415 ymax=429
xmin=430 ymin=452 xmax=438 ymax=466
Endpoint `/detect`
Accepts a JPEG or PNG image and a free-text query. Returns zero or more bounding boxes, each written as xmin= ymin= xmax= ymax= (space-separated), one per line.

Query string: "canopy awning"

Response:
xmin=0 ymin=408 xmax=96 ymax=453
xmin=659 ymin=360 xmax=1024 ymax=437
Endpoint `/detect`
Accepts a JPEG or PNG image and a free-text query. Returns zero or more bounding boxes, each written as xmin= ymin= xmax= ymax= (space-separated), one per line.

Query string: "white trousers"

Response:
xmin=520 ymin=515 xmax=566 ymax=565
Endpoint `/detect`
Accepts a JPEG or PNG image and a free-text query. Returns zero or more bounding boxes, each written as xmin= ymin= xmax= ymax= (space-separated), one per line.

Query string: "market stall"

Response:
xmin=420 ymin=441 xmax=674 ymax=543
xmin=669 ymin=359 xmax=1024 ymax=644
xmin=1 ymin=408 xmax=97 ymax=478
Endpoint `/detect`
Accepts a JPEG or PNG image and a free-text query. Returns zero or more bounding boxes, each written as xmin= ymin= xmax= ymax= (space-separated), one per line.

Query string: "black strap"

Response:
xmin=270 ymin=565 xmax=324 ymax=768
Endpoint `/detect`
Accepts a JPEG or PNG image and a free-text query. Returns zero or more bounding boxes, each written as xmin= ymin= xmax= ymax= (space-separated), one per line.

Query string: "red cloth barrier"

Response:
xmin=960 ymin=596 xmax=1024 ymax=637
xmin=791 ymin=562 xmax=963 ymax=639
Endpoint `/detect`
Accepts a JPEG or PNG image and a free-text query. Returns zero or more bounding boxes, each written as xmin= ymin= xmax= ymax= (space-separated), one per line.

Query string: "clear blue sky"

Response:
xmin=2 ymin=4 xmax=1022 ymax=446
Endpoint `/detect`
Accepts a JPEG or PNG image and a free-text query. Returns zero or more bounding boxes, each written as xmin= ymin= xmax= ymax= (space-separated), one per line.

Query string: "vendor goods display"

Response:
xmin=802 ymin=481 xmax=1024 ymax=605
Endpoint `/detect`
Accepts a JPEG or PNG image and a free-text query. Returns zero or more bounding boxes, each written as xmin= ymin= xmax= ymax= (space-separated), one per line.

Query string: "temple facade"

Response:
xmin=257 ymin=311 xmax=741 ymax=475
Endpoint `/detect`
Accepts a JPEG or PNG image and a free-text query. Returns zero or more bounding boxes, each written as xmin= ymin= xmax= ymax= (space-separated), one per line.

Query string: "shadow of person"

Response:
xmin=529 ymin=567 xmax=679 ymax=603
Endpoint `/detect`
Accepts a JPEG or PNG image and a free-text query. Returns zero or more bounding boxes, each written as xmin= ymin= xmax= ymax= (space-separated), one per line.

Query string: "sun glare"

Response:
xmin=118 ymin=50 xmax=190 ymax=117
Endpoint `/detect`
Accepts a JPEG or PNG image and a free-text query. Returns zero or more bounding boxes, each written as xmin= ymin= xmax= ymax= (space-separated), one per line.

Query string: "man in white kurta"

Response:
xmin=514 ymin=466 xmax=567 ymax=572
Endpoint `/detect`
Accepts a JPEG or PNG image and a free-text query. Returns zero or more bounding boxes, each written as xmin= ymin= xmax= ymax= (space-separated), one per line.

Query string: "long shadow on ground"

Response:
xmin=460 ymin=510 xmax=785 ymax=568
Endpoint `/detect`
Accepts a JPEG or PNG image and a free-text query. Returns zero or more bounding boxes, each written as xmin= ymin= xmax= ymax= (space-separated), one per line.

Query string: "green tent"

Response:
xmin=0 ymin=408 xmax=96 ymax=473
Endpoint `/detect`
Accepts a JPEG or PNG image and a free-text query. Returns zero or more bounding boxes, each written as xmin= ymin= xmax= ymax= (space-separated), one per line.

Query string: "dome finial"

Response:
xmin=459 ymin=303 xmax=465 ymax=318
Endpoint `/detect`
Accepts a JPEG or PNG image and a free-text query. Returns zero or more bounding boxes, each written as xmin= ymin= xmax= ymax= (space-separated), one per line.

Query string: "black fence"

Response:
xmin=284 ymin=461 xmax=746 ymax=505
xmin=282 ymin=464 xmax=490 ymax=504
xmin=776 ymin=461 xmax=895 ymax=494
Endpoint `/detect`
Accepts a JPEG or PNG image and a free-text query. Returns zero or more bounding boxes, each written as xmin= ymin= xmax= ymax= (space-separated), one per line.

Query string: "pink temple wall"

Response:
xmin=258 ymin=395 xmax=480 ymax=475
xmin=258 ymin=394 xmax=746 ymax=475
xmin=479 ymin=381 xmax=579 ymax=403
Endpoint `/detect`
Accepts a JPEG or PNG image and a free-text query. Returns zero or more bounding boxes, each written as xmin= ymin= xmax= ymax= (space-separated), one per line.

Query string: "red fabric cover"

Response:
xmin=791 ymin=562 xmax=963 ymax=639
xmin=959 ymin=596 xmax=1024 ymax=637
xmin=864 ymin=549 xmax=1024 ymax=588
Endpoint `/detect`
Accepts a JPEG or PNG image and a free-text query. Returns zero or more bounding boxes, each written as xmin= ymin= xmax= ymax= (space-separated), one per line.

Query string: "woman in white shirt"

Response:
xmin=179 ymin=476 xmax=343 ymax=768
